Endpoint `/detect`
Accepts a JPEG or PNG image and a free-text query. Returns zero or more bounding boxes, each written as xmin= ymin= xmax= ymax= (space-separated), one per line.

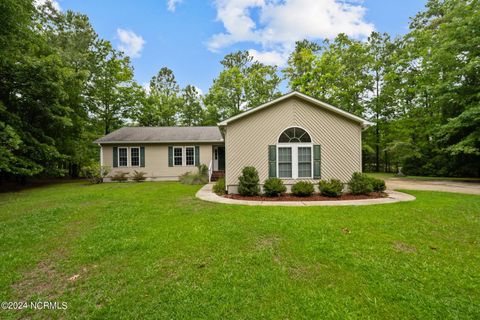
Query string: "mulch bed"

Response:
xmin=224 ymin=192 xmax=388 ymax=202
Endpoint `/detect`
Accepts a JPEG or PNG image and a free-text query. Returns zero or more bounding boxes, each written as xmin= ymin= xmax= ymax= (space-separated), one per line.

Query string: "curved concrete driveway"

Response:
xmin=386 ymin=178 xmax=480 ymax=195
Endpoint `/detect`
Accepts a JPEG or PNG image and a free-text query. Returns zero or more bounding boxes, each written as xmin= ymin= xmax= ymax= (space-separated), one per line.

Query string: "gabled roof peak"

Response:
xmin=218 ymin=91 xmax=373 ymax=127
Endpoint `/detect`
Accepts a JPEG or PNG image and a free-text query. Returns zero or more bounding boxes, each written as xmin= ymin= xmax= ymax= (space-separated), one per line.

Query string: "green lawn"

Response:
xmin=0 ymin=182 xmax=479 ymax=319
xmin=366 ymin=172 xmax=480 ymax=182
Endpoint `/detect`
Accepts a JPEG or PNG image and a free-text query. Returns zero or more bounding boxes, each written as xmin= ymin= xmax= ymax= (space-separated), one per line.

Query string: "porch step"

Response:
xmin=211 ymin=171 xmax=225 ymax=182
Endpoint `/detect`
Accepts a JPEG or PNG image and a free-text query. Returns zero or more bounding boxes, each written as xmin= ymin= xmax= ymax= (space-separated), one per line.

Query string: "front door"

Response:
xmin=218 ymin=147 xmax=225 ymax=170
xmin=213 ymin=146 xmax=225 ymax=171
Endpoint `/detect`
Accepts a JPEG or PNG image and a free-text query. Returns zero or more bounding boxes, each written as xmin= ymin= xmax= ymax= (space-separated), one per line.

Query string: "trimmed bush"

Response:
xmin=213 ymin=177 xmax=226 ymax=195
xmin=131 ymin=170 xmax=147 ymax=182
xmin=81 ymin=164 xmax=110 ymax=184
xmin=111 ymin=171 xmax=128 ymax=182
xmin=348 ymin=172 xmax=373 ymax=195
xmin=291 ymin=181 xmax=315 ymax=197
xmin=263 ymin=178 xmax=286 ymax=197
xmin=369 ymin=177 xmax=386 ymax=192
xmin=319 ymin=179 xmax=344 ymax=197
xmin=238 ymin=166 xmax=260 ymax=196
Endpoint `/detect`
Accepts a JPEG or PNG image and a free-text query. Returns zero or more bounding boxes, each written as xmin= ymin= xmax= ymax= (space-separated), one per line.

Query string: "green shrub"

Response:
xmin=319 ymin=179 xmax=344 ymax=197
xmin=263 ymin=178 xmax=286 ymax=197
xmin=179 ymin=164 xmax=209 ymax=185
xmin=131 ymin=170 xmax=147 ymax=182
xmin=238 ymin=166 xmax=260 ymax=196
xmin=291 ymin=181 xmax=315 ymax=197
xmin=213 ymin=177 xmax=226 ymax=195
xmin=81 ymin=164 xmax=110 ymax=184
xmin=369 ymin=177 xmax=386 ymax=192
xmin=348 ymin=172 xmax=373 ymax=195
xmin=179 ymin=171 xmax=208 ymax=185
xmin=197 ymin=164 xmax=208 ymax=177
xmin=111 ymin=171 xmax=128 ymax=182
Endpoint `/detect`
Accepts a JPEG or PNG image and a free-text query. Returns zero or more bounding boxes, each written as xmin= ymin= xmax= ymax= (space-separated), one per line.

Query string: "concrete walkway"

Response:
xmin=196 ymin=184 xmax=415 ymax=206
xmin=386 ymin=178 xmax=480 ymax=195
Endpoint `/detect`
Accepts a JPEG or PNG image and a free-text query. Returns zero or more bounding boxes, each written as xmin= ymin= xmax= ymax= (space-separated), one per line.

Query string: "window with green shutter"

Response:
xmin=168 ymin=146 xmax=173 ymax=167
xmin=268 ymin=145 xmax=276 ymax=177
xmin=113 ymin=147 xmax=118 ymax=167
xmin=194 ymin=146 xmax=200 ymax=166
xmin=140 ymin=147 xmax=145 ymax=167
xmin=313 ymin=145 xmax=321 ymax=179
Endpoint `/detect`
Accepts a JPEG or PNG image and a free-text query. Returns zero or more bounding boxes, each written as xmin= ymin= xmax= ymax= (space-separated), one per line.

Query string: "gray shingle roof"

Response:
xmin=94 ymin=126 xmax=223 ymax=144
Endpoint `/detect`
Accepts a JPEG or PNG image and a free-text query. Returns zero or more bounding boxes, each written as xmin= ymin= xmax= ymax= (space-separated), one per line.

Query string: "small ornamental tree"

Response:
xmin=238 ymin=166 xmax=260 ymax=196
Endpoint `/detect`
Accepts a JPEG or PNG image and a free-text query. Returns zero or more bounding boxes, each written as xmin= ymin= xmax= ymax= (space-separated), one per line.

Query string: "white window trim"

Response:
xmin=185 ymin=146 xmax=196 ymax=167
xmin=173 ymin=146 xmax=184 ymax=167
xmin=276 ymin=143 xmax=313 ymax=179
xmin=130 ymin=146 xmax=141 ymax=167
xmin=118 ymin=147 xmax=128 ymax=167
xmin=117 ymin=146 xmax=142 ymax=167
xmin=276 ymin=126 xmax=312 ymax=143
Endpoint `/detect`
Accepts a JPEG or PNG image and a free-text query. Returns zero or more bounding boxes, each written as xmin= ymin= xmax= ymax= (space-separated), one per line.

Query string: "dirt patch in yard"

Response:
xmin=224 ymin=192 xmax=387 ymax=201
xmin=393 ymin=241 xmax=417 ymax=253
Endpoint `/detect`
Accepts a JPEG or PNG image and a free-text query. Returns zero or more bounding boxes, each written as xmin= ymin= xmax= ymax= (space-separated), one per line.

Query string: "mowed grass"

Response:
xmin=0 ymin=182 xmax=479 ymax=319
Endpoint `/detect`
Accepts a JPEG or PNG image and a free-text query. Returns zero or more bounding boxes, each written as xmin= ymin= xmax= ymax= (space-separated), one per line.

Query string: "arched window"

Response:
xmin=275 ymin=127 xmax=313 ymax=179
xmin=278 ymin=127 xmax=311 ymax=143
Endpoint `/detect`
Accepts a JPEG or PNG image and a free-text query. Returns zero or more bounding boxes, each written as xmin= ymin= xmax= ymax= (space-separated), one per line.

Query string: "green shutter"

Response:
xmin=140 ymin=147 xmax=145 ymax=167
xmin=168 ymin=146 xmax=173 ymax=167
xmin=194 ymin=146 xmax=200 ymax=166
xmin=113 ymin=147 xmax=118 ymax=167
xmin=313 ymin=145 xmax=321 ymax=179
xmin=268 ymin=145 xmax=276 ymax=178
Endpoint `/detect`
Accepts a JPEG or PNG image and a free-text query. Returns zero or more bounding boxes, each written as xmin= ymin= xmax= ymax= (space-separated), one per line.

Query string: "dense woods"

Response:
xmin=1 ymin=0 xmax=479 ymax=182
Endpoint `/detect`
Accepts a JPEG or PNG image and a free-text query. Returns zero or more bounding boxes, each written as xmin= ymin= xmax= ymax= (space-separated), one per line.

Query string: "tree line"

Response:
xmin=1 ymin=0 xmax=478 ymax=182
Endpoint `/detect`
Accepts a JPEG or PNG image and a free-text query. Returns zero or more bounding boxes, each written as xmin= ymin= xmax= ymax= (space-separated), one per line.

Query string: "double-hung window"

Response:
xmin=276 ymin=127 xmax=313 ymax=179
xmin=118 ymin=147 xmax=128 ymax=167
xmin=298 ymin=147 xmax=312 ymax=178
xmin=173 ymin=147 xmax=183 ymax=166
xmin=130 ymin=147 xmax=140 ymax=167
xmin=185 ymin=147 xmax=195 ymax=166
xmin=278 ymin=147 xmax=292 ymax=178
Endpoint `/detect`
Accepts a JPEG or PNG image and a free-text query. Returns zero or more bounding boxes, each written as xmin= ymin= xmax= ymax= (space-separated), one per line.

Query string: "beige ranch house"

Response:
xmin=95 ymin=92 xmax=372 ymax=193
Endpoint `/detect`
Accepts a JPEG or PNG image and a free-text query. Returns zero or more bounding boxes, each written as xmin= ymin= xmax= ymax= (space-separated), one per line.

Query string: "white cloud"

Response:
xmin=167 ymin=0 xmax=183 ymax=12
xmin=34 ymin=0 xmax=61 ymax=11
xmin=248 ymin=49 xmax=288 ymax=66
xmin=194 ymin=86 xmax=204 ymax=96
xmin=142 ymin=82 xmax=151 ymax=95
xmin=207 ymin=0 xmax=374 ymax=66
xmin=116 ymin=29 xmax=146 ymax=58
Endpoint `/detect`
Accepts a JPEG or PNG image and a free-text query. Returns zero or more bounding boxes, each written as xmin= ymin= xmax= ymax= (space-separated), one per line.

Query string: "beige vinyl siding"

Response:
xmin=102 ymin=144 xmax=213 ymax=180
xmin=225 ymin=96 xmax=362 ymax=191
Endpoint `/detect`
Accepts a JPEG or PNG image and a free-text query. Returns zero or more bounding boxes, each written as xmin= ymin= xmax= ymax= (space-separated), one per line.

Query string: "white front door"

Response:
xmin=213 ymin=147 xmax=219 ymax=170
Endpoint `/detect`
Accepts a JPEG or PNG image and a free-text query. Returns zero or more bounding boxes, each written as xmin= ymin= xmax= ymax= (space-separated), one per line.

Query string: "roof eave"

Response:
xmin=218 ymin=91 xmax=372 ymax=127
xmin=95 ymin=140 xmax=224 ymax=144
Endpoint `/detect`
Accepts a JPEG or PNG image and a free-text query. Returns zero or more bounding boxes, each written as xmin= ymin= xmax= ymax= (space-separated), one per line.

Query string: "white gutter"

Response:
xmin=95 ymin=140 xmax=224 ymax=144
